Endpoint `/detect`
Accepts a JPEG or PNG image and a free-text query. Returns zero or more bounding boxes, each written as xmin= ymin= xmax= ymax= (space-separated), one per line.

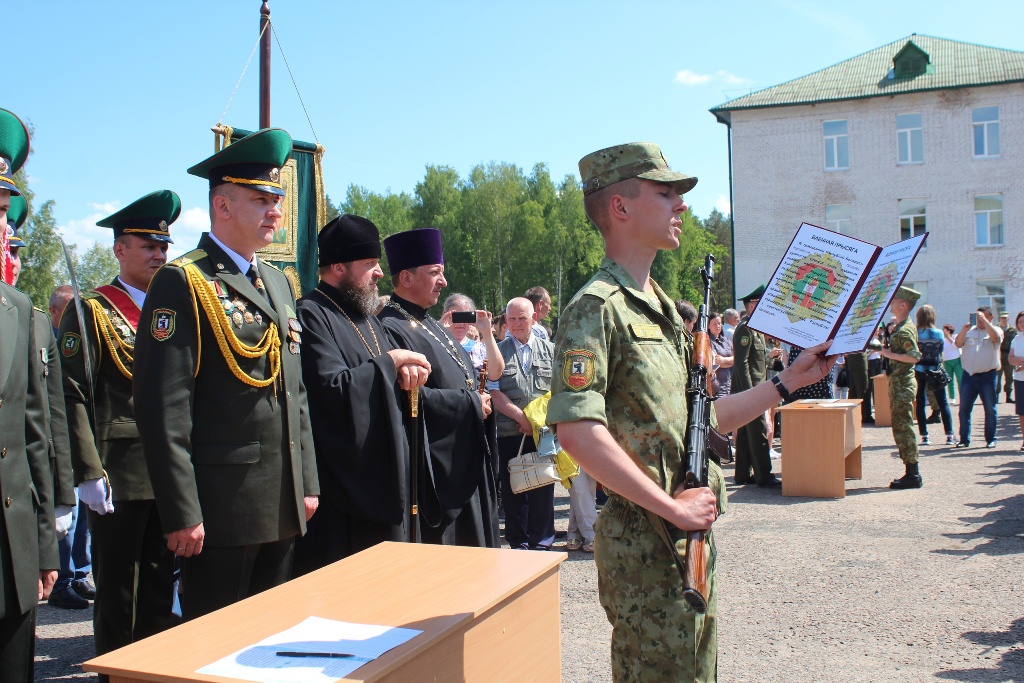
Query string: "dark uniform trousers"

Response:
xmin=734 ymin=414 xmax=772 ymax=484
xmin=845 ymin=351 xmax=872 ymax=421
xmin=181 ymin=538 xmax=294 ymax=620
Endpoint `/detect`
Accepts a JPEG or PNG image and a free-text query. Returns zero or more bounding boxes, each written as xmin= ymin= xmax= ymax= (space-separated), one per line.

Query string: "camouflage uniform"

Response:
xmin=888 ymin=317 xmax=921 ymax=465
xmin=548 ymin=258 xmax=726 ymax=683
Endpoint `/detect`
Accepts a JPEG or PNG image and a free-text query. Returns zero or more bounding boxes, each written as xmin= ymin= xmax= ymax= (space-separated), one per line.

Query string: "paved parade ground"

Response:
xmin=36 ymin=402 xmax=1024 ymax=682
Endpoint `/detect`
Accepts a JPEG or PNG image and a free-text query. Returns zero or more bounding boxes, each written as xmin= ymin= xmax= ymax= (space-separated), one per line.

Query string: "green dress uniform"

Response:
xmin=59 ymin=275 xmax=178 ymax=655
xmin=730 ymin=321 xmax=774 ymax=484
xmin=888 ymin=317 xmax=921 ymax=467
xmin=0 ymin=282 xmax=59 ymax=680
xmin=547 ymin=258 xmax=727 ymax=683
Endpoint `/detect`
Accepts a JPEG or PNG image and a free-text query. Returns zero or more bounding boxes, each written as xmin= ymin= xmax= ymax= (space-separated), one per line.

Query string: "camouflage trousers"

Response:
xmin=594 ymin=495 xmax=717 ymax=682
xmin=889 ymin=381 xmax=919 ymax=465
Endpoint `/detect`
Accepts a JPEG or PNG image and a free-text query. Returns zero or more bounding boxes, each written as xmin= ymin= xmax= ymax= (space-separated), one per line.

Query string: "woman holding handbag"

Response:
xmin=915 ymin=305 xmax=954 ymax=445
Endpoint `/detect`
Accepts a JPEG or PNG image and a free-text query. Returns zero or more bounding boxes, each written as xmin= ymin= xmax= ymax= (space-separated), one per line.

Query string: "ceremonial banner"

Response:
xmin=221 ymin=126 xmax=326 ymax=297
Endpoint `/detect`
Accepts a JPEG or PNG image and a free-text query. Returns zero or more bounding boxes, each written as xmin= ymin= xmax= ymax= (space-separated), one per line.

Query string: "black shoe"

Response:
xmin=734 ymin=477 xmax=754 ymax=485
xmin=71 ymin=578 xmax=96 ymax=600
xmin=47 ymin=585 xmax=89 ymax=610
xmin=889 ymin=473 xmax=923 ymax=489
xmin=862 ymin=416 xmax=875 ymax=424
xmin=955 ymin=441 xmax=970 ymax=448
xmin=926 ymin=413 xmax=941 ymax=424
xmin=757 ymin=477 xmax=783 ymax=488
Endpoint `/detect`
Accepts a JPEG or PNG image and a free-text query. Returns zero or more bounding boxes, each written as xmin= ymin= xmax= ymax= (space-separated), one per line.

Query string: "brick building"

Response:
xmin=711 ymin=35 xmax=1024 ymax=324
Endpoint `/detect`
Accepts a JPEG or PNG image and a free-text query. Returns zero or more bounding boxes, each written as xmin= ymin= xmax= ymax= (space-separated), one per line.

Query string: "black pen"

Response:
xmin=276 ymin=651 xmax=355 ymax=659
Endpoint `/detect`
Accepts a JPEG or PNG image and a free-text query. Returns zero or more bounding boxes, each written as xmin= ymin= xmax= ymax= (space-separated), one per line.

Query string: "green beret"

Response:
xmin=741 ymin=283 xmax=767 ymax=303
xmin=96 ymin=190 xmax=180 ymax=244
xmin=188 ymin=128 xmax=292 ymax=197
xmin=0 ymin=109 xmax=30 ymax=196
xmin=579 ymin=142 xmax=697 ymax=196
xmin=893 ymin=285 xmax=921 ymax=306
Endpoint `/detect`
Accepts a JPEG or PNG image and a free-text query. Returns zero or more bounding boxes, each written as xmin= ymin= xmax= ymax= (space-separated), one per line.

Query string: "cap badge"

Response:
xmin=269 ymin=168 xmax=280 ymax=183
xmin=159 ymin=220 xmax=168 ymax=230
xmin=0 ymin=158 xmax=8 ymax=175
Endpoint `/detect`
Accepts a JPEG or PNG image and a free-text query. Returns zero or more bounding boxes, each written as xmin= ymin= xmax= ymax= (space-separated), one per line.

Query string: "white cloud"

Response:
xmin=674 ymin=69 xmax=750 ymax=87
xmin=56 ymin=202 xmax=210 ymax=261
xmin=714 ymin=194 xmax=731 ymax=215
xmin=166 ymin=206 xmax=209 ymax=260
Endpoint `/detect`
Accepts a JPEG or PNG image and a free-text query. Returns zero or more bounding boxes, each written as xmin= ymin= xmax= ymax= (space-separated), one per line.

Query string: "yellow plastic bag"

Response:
xmin=523 ymin=392 xmax=579 ymax=489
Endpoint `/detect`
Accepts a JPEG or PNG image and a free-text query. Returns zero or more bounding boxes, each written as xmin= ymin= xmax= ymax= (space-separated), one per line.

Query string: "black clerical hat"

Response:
xmin=318 ymin=214 xmax=381 ymax=266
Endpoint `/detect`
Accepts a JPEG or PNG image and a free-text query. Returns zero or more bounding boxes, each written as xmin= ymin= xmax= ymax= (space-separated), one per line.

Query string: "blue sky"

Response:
xmin=6 ymin=1 xmax=1024 ymax=259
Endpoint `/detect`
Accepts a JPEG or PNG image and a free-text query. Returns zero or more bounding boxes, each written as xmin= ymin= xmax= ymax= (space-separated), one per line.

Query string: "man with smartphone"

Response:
xmin=955 ymin=306 xmax=1003 ymax=448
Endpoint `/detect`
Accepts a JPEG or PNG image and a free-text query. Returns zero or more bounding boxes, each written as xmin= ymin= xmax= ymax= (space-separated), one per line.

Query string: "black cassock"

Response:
xmin=379 ymin=294 xmax=500 ymax=548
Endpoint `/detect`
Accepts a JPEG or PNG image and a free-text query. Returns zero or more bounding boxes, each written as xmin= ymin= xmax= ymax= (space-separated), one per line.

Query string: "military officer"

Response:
xmin=547 ymin=142 xmax=836 ymax=682
xmin=59 ymin=191 xmax=181 ymax=653
xmin=880 ymin=286 xmax=923 ymax=489
xmin=0 ymin=106 xmax=59 ymax=682
xmin=731 ymin=285 xmax=781 ymax=487
xmin=133 ymin=129 xmax=318 ymax=621
xmin=7 ymin=194 xmax=77 ymax=550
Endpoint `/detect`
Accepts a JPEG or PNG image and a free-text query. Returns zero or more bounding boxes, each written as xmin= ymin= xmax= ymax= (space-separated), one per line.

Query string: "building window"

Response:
xmin=897 ymin=113 xmax=923 ymax=164
xmin=975 ymin=194 xmax=1004 ymax=246
xmin=825 ymin=203 xmax=851 ymax=234
xmin=973 ymin=106 xmax=1000 ymax=158
xmin=977 ymin=280 xmax=1005 ymax=317
xmin=902 ymin=281 xmax=928 ymax=306
xmin=899 ymin=199 xmax=926 ymax=246
xmin=823 ymin=120 xmax=849 ymax=170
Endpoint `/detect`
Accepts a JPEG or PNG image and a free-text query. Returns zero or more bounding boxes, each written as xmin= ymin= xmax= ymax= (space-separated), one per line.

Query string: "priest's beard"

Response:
xmin=338 ymin=274 xmax=380 ymax=318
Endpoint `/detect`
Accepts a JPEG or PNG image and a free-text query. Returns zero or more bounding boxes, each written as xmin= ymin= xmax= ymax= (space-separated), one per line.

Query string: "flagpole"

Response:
xmin=259 ymin=1 xmax=271 ymax=128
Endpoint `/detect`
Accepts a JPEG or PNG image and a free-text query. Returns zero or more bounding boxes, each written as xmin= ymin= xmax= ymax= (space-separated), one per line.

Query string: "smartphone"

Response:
xmin=451 ymin=311 xmax=476 ymax=324
xmin=969 ymin=313 xmax=978 ymax=326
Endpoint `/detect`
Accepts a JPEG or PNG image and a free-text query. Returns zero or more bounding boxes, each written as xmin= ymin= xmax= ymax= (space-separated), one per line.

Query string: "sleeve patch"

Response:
xmin=562 ymin=349 xmax=597 ymax=391
xmin=151 ymin=309 xmax=177 ymax=341
xmin=60 ymin=333 xmax=81 ymax=358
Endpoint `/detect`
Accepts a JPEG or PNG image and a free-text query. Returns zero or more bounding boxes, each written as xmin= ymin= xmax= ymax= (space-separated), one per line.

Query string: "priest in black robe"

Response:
xmin=293 ymin=216 xmax=432 ymax=574
xmin=379 ymin=228 xmax=501 ymax=548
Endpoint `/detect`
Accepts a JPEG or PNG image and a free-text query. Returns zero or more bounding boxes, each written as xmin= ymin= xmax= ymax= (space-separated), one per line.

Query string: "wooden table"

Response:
xmin=85 ymin=542 xmax=565 ymax=683
xmin=777 ymin=399 xmax=862 ymax=498
xmin=872 ymin=374 xmax=891 ymax=426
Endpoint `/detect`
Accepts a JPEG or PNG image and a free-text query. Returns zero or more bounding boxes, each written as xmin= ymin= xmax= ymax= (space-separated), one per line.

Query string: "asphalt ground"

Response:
xmin=35 ymin=400 xmax=1024 ymax=682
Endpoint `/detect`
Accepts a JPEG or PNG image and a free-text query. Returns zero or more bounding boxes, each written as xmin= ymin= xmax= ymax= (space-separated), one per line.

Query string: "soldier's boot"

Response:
xmin=890 ymin=463 xmax=923 ymax=489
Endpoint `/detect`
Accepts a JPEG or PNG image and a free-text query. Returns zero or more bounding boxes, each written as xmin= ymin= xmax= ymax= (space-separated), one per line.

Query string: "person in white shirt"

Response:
xmin=954 ymin=306 xmax=1003 ymax=448
xmin=722 ymin=308 xmax=740 ymax=341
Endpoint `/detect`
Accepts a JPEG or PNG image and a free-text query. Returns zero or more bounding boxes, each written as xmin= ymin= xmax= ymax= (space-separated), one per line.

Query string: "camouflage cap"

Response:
xmin=579 ymin=142 xmax=697 ymax=196
xmin=893 ymin=285 xmax=921 ymax=306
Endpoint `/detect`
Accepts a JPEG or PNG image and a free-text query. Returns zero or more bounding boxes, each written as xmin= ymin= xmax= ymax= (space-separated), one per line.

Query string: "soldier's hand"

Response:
xmin=39 ymin=570 xmax=57 ymax=600
xmin=78 ymin=477 xmax=115 ymax=515
xmin=304 ymin=495 xmax=319 ymax=521
xmin=670 ymin=486 xmax=718 ymax=532
xmin=167 ymin=522 xmax=205 ymax=558
xmin=478 ymin=391 xmax=493 ymax=419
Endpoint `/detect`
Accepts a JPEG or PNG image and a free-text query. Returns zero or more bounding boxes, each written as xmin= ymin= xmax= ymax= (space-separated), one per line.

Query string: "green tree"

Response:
xmin=16 ymin=198 xmax=71 ymax=308
xmin=75 ymin=243 xmax=119 ymax=291
xmin=323 ymin=193 xmax=341 ymax=222
xmin=702 ymin=209 xmax=734 ymax=312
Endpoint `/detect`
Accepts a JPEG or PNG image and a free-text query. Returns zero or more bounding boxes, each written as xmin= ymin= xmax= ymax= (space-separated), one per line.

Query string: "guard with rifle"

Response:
xmin=548 ymin=142 xmax=837 ymax=682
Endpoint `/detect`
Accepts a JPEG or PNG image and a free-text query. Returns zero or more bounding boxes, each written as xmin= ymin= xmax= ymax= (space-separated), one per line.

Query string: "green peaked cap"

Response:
xmin=741 ymin=283 xmax=767 ymax=303
xmin=96 ymin=190 xmax=180 ymax=244
xmin=6 ymin=194 xmax=27 ymax=249
xmin=187 ymin=128 xmax=292 ymax=197
xmin=0 ymin=109 xmax=30 ymax=196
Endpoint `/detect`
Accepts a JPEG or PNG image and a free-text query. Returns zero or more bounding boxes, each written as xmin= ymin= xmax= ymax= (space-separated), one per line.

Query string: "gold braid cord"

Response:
xmin=182 ymin=263 xmax=281 ymax=389
xmin=86 ymin=298 xmax=133 ymax=379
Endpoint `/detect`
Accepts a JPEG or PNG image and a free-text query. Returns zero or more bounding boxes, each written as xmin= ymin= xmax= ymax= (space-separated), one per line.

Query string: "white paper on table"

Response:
xmin=196 ymin=616 xmax=422 ymax=683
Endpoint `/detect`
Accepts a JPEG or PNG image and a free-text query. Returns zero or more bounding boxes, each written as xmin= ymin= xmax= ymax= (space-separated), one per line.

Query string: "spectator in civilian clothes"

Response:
xmin=441 ymin=293 xmax=504 ymax=375
xmin=1006 ymin=311 xmax=1024 ymax=451
xmin=675 ymin=299 xmax=697 ymax=333
xmin=942 ymin=324 xmax=963 ymax=402
xmin=524 ymin=286 xmax=552 ymax=339
xmin=723 ymin=308 xmax=740 ymax=340
xmin=708 ymin=312 xmax=733 ymax=398
xmin=955 ymin=306 xmax=1003 ymax=448
xmin=915 ymin=305 xmax=954 ymax=446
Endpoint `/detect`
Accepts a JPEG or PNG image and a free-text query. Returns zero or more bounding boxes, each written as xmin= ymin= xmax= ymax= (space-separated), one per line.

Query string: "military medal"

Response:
xmin=243 ymin=311 xmax=255 ymax=325
xmin=289 ymin=341 xmax=300 ymax=354
xmin=288 ymin=318 xmax=302 ymax=332
xmin=232 ymin=311 xmax=244 ymax=327
xmin=223 ymin=300 xmax=233 ymax=312
xmin=254 ymin=312 xmax=263 ymax=325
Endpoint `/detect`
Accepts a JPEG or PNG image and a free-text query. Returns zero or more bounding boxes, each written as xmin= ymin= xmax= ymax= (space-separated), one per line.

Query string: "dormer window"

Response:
xmin=892 ymin=40 xmax=930 ymax=79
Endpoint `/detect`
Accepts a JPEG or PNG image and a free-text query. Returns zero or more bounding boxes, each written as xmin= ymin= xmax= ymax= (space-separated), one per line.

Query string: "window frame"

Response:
xmin=823 ymin=119 xmax=850 ymax=171
xmin=898 ymin=198 xmax=927 ymax=247
xmin=976 ymin=280 xmax=1005 ymax=317
xmin=972 ymin=106 xmax=1000 ymax=159
xmin=825 ymin=202 xmax=851 ymax=234
xmin=974 ymin=193 xmax=1004 ymax=247
xmin=896 ymin=113 xmax=924 ymax=165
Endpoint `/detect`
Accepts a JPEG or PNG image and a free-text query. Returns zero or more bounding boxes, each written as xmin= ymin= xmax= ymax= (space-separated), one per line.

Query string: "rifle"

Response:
xmin=678 ymin=253 xmax=716 ymax=613
xmin=59 ymin=237 xmax=97 ymax=431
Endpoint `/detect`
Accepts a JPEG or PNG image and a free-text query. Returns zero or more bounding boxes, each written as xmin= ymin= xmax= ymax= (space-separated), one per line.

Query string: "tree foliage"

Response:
xmin=329 ymin=163 xmax=733 ymax=323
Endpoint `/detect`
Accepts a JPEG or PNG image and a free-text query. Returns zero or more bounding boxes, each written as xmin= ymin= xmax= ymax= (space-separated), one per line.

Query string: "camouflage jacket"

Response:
xmin=887 ymin=317 xmax=920 ymax=398
xmin=547 ymin=258 xmax=725 ymax=511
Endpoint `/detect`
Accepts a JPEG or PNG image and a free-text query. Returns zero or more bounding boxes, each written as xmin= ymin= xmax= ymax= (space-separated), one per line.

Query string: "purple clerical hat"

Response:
xmin=383 ymin=228 xmax=444 ymax=274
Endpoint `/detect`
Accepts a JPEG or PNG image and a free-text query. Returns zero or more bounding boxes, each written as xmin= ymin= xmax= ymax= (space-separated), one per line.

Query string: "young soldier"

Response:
xmin=133 ymin=129 xmax=318 ymax=620
xmin=59 ymin=191 xmax=181 ymax=652
xmin=547 ymin=143 xmax=835 ymax=682
xmin=880 ymin=286 xmax=923 ymax=488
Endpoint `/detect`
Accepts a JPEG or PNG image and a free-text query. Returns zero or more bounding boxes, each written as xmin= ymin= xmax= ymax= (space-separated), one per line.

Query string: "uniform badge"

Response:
xmin=214 ymin=281 xmax=225 ymax=297
xmin=254 ymin=312 xmax=263 ymax=325
xmin=61 ymin=333 xmax=81 ymax=358
xmin=289 ymin=341 xmax=300 ymax=355
xmin=288 ymin=330 xmax=301 ymax=344
xmin=740 ymin=335 xmax=749 ymax=346
xmin=269 ymin=167 xmax=280 ymax=183
xmin=0 ymin=158 xmax=8 ymax=174
xmin=232 ymin=311 xmax=244 ymax=327
xmin=243 ymin=311 xmax=255 ymax=325
xmin=562 ymin=349 xmax=597 ymax=391
xmin=151 ymin=309 xmax=176 ymax=341
xmin=288 ymin=318 xmax=302 ymax=333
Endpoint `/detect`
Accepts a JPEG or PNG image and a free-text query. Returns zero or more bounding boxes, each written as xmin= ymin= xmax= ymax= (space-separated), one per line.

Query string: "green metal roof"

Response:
xmin=711 ymin=34 xmax=1024 ymax=122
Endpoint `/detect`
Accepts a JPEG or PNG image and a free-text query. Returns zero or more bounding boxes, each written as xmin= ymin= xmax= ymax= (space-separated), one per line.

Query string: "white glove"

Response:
xmin=78 ymin=478 xmax=115 ymax=515
xmin=54 ymin=505 xmax=74 ymax=538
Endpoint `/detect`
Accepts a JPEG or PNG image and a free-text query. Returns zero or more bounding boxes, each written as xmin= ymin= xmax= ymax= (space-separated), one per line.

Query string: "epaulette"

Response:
xmin=576 ymin=271 xmax=619 ymax=303
xmin=82 ymin=291 xmax=101 ymax=301
xmin=169 ymin=248 xmax=208 ymax=268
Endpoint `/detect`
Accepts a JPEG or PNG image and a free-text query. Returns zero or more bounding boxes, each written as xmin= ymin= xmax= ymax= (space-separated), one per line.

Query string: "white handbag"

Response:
xmin=508 ymin=432 xmax=560 ymax=494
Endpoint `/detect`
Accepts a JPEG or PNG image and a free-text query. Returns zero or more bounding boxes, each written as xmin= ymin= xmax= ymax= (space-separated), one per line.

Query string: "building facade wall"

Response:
xmin=729 ymin=81 xmax=1024 ymax=327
